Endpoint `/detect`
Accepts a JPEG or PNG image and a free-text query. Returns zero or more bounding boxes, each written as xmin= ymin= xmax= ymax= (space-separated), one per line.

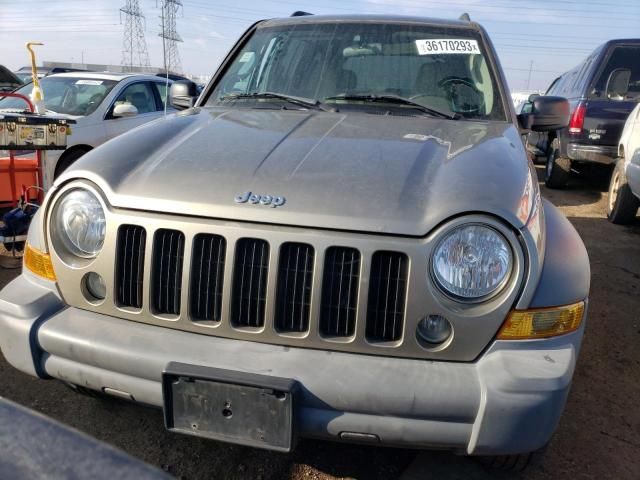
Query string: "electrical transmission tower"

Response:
xmin=159 ymin=0 xmax=183 ymax=74
xmin=120 ymin=0 xmax=151 ymax=70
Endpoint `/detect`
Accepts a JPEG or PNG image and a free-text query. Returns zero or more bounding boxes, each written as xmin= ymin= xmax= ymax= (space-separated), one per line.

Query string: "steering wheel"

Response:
xmin=437 ymin=76 xmax=485 ymax=114
xmin=83 ymin=93 xmax=103 ymax=114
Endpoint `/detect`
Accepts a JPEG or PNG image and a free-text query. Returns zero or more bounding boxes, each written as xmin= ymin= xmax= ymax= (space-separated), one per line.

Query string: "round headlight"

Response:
xmin=54 ymin=189 xmax=106 ymax=258
xmin=431 ymin=224 xmax=512 ymax=300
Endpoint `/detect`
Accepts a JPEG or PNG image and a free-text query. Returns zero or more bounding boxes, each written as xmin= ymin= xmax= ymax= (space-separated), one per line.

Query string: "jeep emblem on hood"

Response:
xmin=234 ymin=191 xmax=286 ymax=208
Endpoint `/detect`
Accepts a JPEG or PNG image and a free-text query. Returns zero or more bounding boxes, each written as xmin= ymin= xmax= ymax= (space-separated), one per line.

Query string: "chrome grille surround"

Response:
xmin=320 ymin=246 xmax=360 ymax=339
xmin=231 ymin=238 xmax=270 ymax=329
xmin=47 ymin=181 xmax=527 ymax=361
xmin=151 ymin=229 xmax=185 ymax=316
xmin=275 ymin=242 xmax=314 ymax=334
xmin=115 ymin=224 xmax=146 ymax=309
xmin=190 ymin=233 xmax=226 ymax=323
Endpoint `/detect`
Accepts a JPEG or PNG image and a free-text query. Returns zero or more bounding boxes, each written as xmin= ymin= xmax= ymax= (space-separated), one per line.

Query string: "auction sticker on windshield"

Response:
xmin=75 ymin=80 xmax=103 ymax=85
xmin=415 ymin=39 xmax=480 ymax=55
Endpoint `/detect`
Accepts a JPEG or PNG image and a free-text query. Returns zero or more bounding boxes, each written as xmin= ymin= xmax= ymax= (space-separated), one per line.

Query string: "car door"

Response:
xmin=104 ymin=81 xmax=165 ymax=140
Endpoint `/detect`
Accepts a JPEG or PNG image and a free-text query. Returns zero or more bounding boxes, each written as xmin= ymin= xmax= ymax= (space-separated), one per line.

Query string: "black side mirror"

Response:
xmin=518 ymin=96 xmax=569 ymax=132
xmin=605 ymin=68 xmax=631 ymax=100
xmin=170 ymin=80 xmax=198 ymax=110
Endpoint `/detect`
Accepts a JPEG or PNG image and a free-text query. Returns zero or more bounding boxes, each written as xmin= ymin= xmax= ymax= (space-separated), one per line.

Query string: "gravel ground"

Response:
xmin=0 ymin=165 xmax=638 ymax=479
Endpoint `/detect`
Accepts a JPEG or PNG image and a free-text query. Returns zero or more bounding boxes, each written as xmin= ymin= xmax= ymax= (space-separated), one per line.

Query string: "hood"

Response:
xmin=0 ymin=66 xmax=22 ymax=92
xmin=61 ymin=107 xmax=532 ymax=236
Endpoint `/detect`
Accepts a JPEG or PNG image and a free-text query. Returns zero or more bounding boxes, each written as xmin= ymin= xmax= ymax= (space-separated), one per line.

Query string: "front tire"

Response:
xmin=54 ymin=147 xmax=91 ymax=179
xmin=545 ymin=138 xmax=571 ymax=189
xmin=607 ymin=159 xmax=639 ymax=224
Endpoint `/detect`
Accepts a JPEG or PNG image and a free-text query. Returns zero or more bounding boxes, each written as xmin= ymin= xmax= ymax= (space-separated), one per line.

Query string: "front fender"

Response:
xmin=529 ymin=199 xmax=590 ymax=307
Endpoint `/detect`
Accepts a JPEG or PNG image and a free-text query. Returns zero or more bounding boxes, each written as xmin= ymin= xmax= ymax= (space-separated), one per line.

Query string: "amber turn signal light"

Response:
xmin=24 ymin=243 xmax=56 ymax=281
xmin=497 ymin=302 xmax=585 ymax=340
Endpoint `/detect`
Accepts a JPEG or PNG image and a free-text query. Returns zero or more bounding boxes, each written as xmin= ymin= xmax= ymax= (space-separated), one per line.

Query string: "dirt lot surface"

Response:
xmin=0 ymin=166 xmax=638 ymax=479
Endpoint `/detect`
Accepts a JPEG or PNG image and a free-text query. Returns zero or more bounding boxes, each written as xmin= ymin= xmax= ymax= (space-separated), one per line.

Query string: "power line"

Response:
xmin=158 ymin=0 xmax=183 ymax=74
xmin=120 ymin=0 xmax=151 ymax=70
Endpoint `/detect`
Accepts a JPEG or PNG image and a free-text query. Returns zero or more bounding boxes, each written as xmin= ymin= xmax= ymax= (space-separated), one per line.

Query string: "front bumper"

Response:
xmin=0 ymin=274 xmax=585 ymax=455
xmin=567 ymin=143 xmax=617 ymax=165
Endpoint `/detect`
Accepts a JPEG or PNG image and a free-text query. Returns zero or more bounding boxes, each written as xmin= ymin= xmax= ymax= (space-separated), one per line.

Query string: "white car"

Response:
xmin=0 ymin=72 xmax=175 ymax=187
xmin=608 ymin=102 xmax=640 ymax=224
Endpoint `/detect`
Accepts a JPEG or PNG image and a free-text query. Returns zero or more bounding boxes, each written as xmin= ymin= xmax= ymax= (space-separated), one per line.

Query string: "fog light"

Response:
xmin=417 ymin=315 xmax=452 ymax=345
xmin=84 ymin=272 xmax=106 ymax=301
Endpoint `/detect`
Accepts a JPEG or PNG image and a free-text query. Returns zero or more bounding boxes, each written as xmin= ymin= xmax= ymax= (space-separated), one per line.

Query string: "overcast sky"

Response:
xmin=2 ymin=0 xmax=639 ymax=92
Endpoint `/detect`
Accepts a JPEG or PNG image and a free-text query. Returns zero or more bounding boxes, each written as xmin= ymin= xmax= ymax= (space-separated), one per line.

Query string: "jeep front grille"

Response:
xmin=231 ymin=238 xmax=269 ymax=328
xmin=320 ymin=247 xmax=360 ymax=338
xmin=53 ymin=198 xmax=526 ymax=361
xmin=115 ymin=225 xmax=146 ymax=309
xmin=275 ymin=242 xmax=314 ymax=333
xmin=112 ymin=225 xmax=416 ymax=353
xmin=151 ymin=229 xmax=185 ymax=315
xmin=366 ymin=251 xmax=408 ymax=342
xmin=190 ymin=234 xmax=226 ymax=322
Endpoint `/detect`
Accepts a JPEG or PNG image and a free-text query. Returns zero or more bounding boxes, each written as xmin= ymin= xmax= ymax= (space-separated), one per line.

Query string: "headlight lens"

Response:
xmin=431 ymin=224 xmax=512 ymax=300
xmin=54 ymin=189 xmax=106 ymax=258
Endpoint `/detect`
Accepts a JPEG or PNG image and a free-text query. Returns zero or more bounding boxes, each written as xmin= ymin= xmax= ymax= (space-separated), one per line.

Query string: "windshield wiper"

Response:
xmin=324 ymin=94 xmax=458 ymax=119
xmin=220 ymin=92 xmax=332 ymax=112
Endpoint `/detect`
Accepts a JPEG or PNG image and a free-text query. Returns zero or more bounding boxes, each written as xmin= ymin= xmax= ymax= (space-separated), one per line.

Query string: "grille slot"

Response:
xmin=190 ymin=234 xmax=226 ymax=322
xmin=320 ymin=247 xmax=360 ymax=337
xmin=366 ymin=251 xmax=409 ymax=342
xmin=275 ymin=243 xmax=314 ymax=333
xmin=151 ymin=229 xmax=185 ymax=315
xmin=231 ymin=238 xmax=269 ymax=328
xmin=115 ymin=225 xmax=146 ymax=309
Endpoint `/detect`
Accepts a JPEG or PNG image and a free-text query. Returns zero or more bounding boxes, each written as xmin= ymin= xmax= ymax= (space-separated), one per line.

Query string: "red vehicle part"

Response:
xmin=0 ymin=93 xmax=43 ymax=208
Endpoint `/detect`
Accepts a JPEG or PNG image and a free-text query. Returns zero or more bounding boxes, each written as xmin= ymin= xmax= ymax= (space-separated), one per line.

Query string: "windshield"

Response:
xmin=0 ymin=76 xmax=118 ymax=115
xmin=207 ymin=22 xmax=506 ymax=120
xmin=13 ymin=72 xmax=30 ymax=84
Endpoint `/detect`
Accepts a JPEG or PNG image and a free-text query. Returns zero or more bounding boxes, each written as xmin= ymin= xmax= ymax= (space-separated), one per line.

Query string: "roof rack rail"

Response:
xmin=291 ymin=11 xmax=313 ymax=17
xmin=459 ymin=13 xmax=471 ymax=22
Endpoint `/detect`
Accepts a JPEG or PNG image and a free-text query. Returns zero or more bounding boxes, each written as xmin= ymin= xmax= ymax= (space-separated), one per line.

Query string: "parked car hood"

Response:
xmin=0 ymin=66 xmax=22 ymax=92
xmin=61 ymin=107 xmax=533 ymax=236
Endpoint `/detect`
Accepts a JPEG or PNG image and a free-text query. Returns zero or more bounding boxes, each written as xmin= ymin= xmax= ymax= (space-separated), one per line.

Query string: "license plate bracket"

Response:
xmin=162 ymin=362 xmax=297 ymax=452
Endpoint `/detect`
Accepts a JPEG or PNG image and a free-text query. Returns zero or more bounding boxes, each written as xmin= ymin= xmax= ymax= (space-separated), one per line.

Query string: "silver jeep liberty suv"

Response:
xmin=1 ymin=14 xmax=589 ymax=462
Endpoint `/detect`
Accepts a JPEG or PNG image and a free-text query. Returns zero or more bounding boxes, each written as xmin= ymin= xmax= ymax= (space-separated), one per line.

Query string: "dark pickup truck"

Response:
xmin=527 ymin=39 xmax=640 ymax=188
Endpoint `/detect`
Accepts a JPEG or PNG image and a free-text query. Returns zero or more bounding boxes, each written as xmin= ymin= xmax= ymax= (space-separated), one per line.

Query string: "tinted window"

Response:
xmin=0 ymin=76 xmax=117 ymax=115
xmin=208 ymin=22 xmax=507 ymax=120
xmin=591 ymin=45 xmax=640 ymax=100
xmin=572 ymin=57 xmax=594 ymax=95
xmin=113 ymin=82 xmax=158 ymax=114
xmin=558 ymin=71 xmax=578 ymax=97
xmin=152 ymin=81 xmax=171 ymax=108
xmin=545 ymin=77 xmax=560 ymax=95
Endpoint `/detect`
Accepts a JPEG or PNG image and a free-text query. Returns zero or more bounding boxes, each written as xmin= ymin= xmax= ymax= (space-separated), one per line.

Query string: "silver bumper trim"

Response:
xmin=0 ymin=275 xmax=585 ymax=454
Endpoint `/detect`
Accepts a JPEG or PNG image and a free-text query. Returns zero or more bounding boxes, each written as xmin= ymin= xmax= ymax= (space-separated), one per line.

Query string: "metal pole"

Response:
xmin=130 ymin=9 xmax=134 ymax=69
xmin=526 ymin=60 xmax=533 ymax=91
xmin=161 ymin=1 xmax=167 ymax=74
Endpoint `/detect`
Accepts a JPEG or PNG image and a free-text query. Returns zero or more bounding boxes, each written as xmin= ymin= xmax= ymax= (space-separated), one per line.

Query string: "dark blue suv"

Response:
xmin=527 ymin=39 xmax=640 ymax=188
